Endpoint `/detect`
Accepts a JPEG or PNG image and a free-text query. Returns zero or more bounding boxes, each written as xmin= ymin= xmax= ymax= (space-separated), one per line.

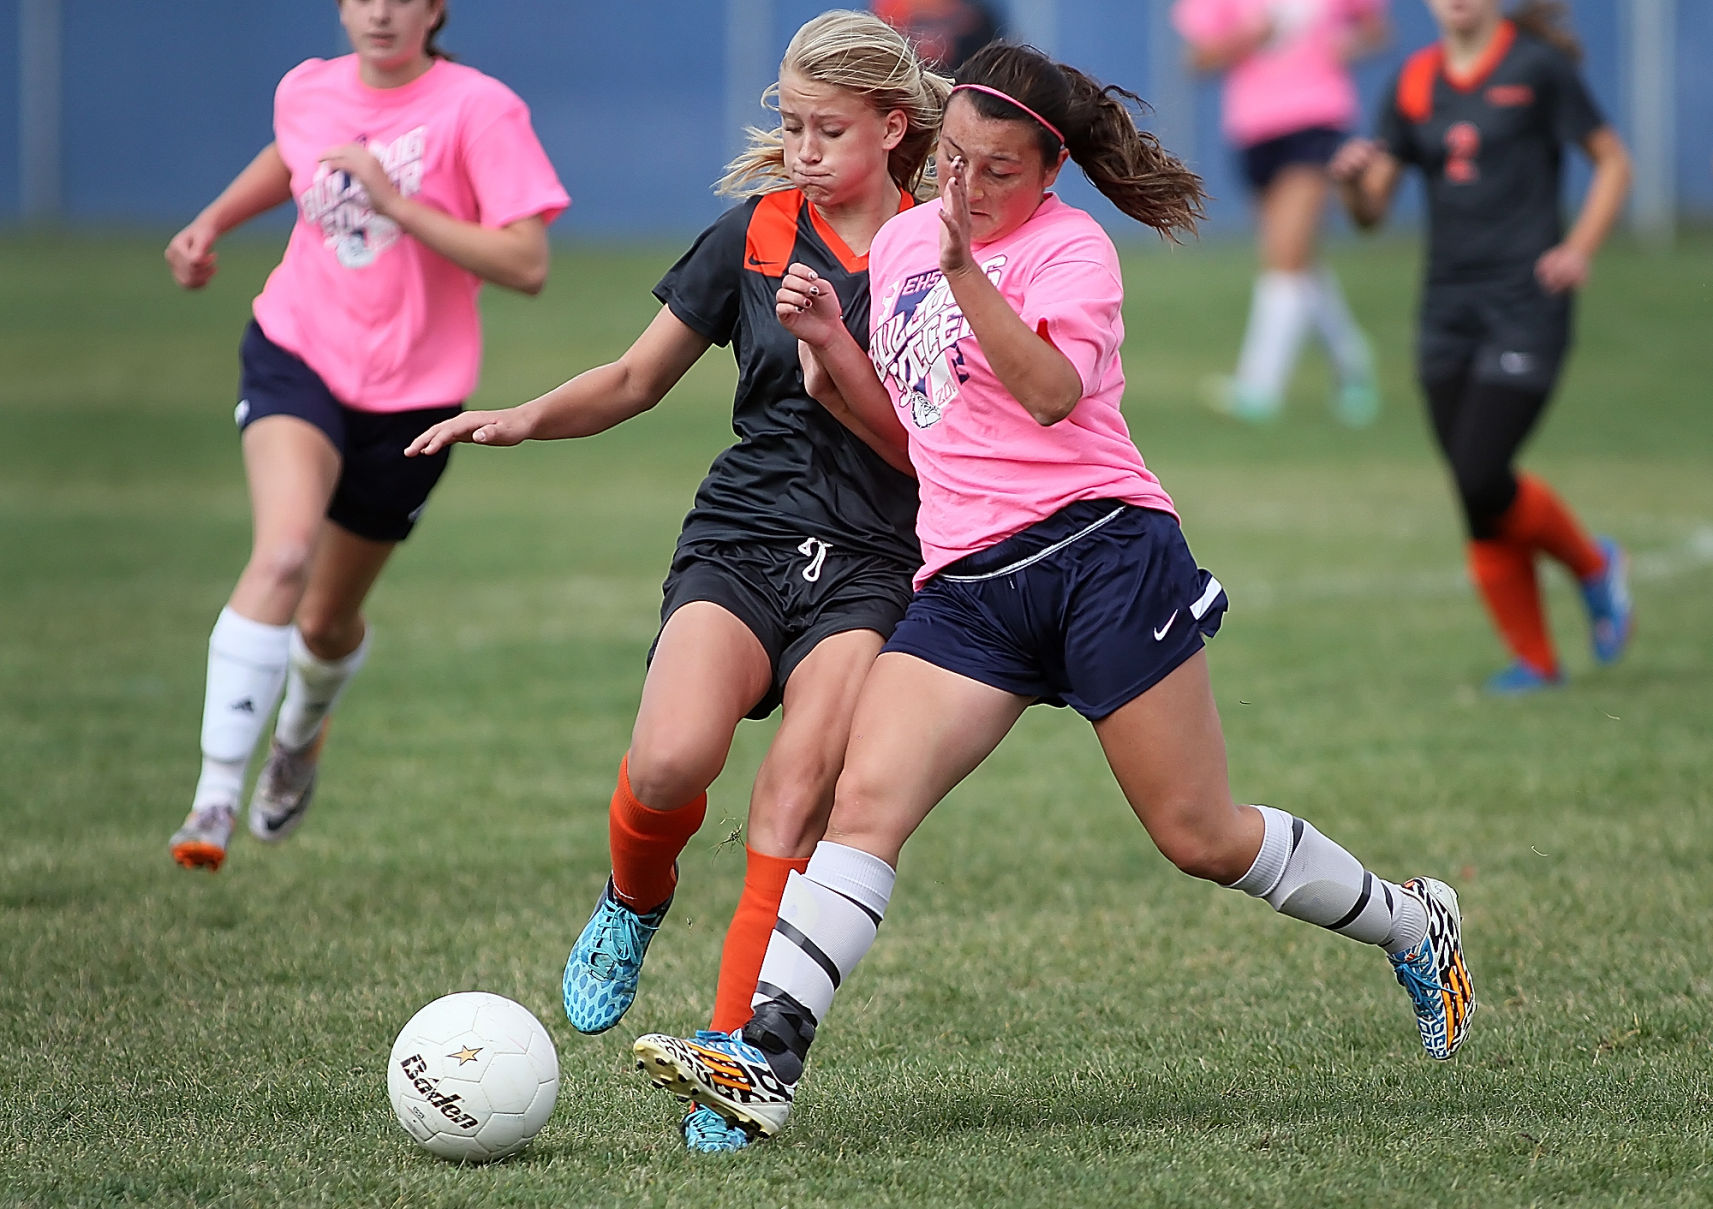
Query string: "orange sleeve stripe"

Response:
xmin=1397 ymin=45 xmax=1444 ymax=124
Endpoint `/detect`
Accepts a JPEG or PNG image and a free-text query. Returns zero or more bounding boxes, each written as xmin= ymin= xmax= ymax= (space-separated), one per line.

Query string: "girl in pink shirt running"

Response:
xmin=1175 ymin=0 xmax=1389 ymax=424
xmin=164 ymin=0 xmax=568 ymax=872
xmin=633 ymin=42 xmax=1474 ymax=1142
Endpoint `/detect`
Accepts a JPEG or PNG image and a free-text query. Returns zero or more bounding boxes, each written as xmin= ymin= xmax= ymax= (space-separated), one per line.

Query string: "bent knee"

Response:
xmin=244 ymin=540 xmax=315 ymax=595
xmin=626 ymin=738 xmax=723 ymax=810
xmin=1151 ymin=808 xmax=1256 ymax=885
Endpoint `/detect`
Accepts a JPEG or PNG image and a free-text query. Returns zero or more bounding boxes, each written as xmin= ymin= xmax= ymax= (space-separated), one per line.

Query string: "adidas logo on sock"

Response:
xmin=230 ymin=697 xmax=256 ymax=713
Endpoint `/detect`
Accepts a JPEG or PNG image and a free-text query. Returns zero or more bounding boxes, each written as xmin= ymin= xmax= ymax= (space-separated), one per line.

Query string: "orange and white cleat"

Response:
xmin=170 ymin=802 xmax=236 ymax=871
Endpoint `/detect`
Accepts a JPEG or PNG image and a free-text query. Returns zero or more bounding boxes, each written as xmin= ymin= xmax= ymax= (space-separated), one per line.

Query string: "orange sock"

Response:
xmin=1467 ymin=539 xmax=1558 ymax=675
xmin=709 ymin=846 xmax=810 ymax=1033
xmin=608 ymin=756 xmax=706 ymax=912
xmin=1498 ymin=473 xmax=1604 ymax=580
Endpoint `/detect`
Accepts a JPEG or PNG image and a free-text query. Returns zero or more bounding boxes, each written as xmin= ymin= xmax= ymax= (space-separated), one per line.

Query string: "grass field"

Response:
xmin=2 ymin=227 xmax=1711 ymax=1208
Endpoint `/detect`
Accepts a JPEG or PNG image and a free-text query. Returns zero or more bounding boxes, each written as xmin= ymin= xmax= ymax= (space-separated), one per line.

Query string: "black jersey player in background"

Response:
xmin=409 ymin=10 xmax=949 ymax=1153
xmin=1331 ymin=0 xmax=1633 ymax=693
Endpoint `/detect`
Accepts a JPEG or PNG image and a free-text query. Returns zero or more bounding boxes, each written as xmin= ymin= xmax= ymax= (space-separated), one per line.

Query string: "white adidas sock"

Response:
xmin=194 ymin=607 xmax=290 ymax=807
xmin=1305 ymin=267 xmax=1371 ymax=382
xmin=274 ymin=626 xmax=369 ymax=751
xmin=752 ymin=841 xmax=896 ymax=1025
xmin=1226 ymin=804 xmax=1427 ymax=954
xmin=1234 ymin=270 xmax=1314 ymax=404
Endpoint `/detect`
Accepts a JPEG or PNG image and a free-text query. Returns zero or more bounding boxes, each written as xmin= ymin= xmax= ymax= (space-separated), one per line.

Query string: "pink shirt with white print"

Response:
xmin=252 ymin=56 xmax=569 ymax=413
xmin=867 ymin=194 xmax=1176 ymax=588
xmin=1172 ymin=0 xmax=1385 ymax=147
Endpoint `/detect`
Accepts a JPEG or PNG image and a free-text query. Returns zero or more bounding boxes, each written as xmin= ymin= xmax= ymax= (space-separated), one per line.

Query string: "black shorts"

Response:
xmin=1238 ymin=125 xmax=1345 ymax=193
xmin=654 ymin=535 xmax=916 ymax=720
xmin=883 ymin=501 xmax=1228 ymax=721
xmin=236 ymin=320 xmax=460 ymax=542
xmin=1417 ymin=277 xmax=1573 ymax=395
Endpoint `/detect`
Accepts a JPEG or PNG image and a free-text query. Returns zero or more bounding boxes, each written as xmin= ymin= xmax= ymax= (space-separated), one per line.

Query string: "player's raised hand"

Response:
xmin=165 ymin=218 xmax=221 ymax=289
xmin=938 ymin=155 xmax=975 ymax=276
xmin=776 ymin=263 xmax=847 ymax=348
xmin=1328 ymin=137 xmax=1381 ymax=183
xmin=405 ymin=408 xmax=532 ymax=456
xmin=320 ymin=143 xmax=399 ymax=215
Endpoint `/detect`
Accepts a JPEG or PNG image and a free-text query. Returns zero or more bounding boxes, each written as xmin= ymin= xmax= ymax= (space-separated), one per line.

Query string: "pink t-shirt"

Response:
xmin=252 ymin=56 xmax=569 ymax=413
xmin=1173 ymin=0 xmax=1385 ymax=147
xmin=867 ymin=195 xmax=1176 ymax=587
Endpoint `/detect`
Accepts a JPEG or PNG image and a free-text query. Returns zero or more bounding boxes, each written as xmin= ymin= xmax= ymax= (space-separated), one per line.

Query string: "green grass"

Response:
xmin=2 ymin=228 xmax=1711 ymax=1208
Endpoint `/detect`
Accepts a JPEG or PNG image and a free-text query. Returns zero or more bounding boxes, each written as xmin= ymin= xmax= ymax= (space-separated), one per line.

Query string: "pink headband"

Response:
xmin=950 ymin=83 xmax=1065 ymax=146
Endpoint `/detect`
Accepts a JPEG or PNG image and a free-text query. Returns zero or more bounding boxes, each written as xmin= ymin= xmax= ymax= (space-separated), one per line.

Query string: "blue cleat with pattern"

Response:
xmin=1580 ymin=536 xmax=1634 ymax=665
xmin=1389 ymin=877 xmax=1475 ymax=1060
xmin=1483 ymin=661 xmax=1563 ymax=695
xmin=561 ymin=877 xmax=671 ymax=1034
xmin=635 ymin=1028 xmax=795 ymax=1139
xmin=681 ymin=1099 xmax=752 ymax=1153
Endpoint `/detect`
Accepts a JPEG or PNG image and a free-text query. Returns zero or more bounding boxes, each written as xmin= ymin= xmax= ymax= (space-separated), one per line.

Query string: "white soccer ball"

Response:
xmin=387 ymin=991 xmax=559 ymax=1163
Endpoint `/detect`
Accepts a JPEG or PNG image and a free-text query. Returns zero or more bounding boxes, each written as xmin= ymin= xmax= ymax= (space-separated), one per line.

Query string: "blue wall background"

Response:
xmin=3 ymin=1 xmax=1707 ymax=240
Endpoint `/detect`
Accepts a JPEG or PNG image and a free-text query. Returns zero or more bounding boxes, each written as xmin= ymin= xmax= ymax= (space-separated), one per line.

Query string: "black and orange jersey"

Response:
xmin=654 ymin=188 xmax=920 ymax=567
xmin=1376 ymin=22 xmax=1604 ymax=285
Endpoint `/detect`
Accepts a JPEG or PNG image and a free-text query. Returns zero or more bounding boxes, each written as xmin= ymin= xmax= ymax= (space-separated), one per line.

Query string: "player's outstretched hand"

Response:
xmin=165 ymin=218 xmax=221 ymax=290
xmin=406 ymin=409 xmax=531 ymax=456
xmin=776 ymin=263 xmax=847 ymax=348
xmin=1535 ymin=243 xmax=1590 ymax=294
xmin=1328 ymin=137 xmax=1381 ymax=183
xmin=938 ymin=155 xmax=975 ymax=276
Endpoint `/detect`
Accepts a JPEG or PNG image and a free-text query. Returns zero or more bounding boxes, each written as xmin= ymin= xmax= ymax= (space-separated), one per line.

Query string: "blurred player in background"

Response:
xmin=873 ymin=0 xmax=1004 ymax=73
xmin=1332 ymin=0 xmax=1633 ymax=692
xmin=165 ymin=0 xmax=567 ymax=870
xmin=632 ymin=40 xmax=1474 ymax=1144
xmin=1175 ymin=0 xmax=1390 ymax=425
xmin=409 ymin=10 xmax=949 ymax=1153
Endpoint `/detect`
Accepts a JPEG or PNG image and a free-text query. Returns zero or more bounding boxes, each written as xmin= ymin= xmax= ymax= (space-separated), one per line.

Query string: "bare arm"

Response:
xmin=939 ymin=159 xmax=1082 ymax=426
xmin=1339 ymin=9 xmax=1389 ymax=64
xmin=1183 ymin=16 xmax=1271 ymax=73
xmin=406 ymin=306 xmax=709 ymax=455
xmin=319 ymin=143 xmax=552 ymax=295
xmin=776 ymin=264 xmax=915 ymax=476
xmin=1330 ymin=137 xmax=1402 ymax=231
xmin=164 ymin=143 xmax=293 ymax=289
xmin=1536 ymin=126 xmax=1632 ymax=294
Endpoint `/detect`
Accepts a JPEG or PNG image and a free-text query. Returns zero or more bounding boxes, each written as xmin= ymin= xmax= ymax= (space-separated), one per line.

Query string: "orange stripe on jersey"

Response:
xmin=744 ymin=190 xmax=804 ymax=277
xmin=1445 ymin=19 xmax=1516 ymax=93
xmin=806 ymin=187 xmax=916 ymax=274
xmin=1396 ymin=45 xmax=1444 ymax=124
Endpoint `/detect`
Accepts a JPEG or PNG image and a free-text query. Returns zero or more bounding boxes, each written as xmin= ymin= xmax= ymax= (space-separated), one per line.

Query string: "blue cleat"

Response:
xmin=1388 ymin=877 xmax=1476 ymax=1060
xmin=1580 ymin=536 xmax=1633 ymax=665
xmin=635 ymin=1027 xmax=795 ymax=1139
xmin=682 ymin=1097 xmax=752 ymax=1153
xmin=561 ymin=877 xmax=671 ymax=1034
xmin=1483 ymin=661 xmax=1563 ymax=695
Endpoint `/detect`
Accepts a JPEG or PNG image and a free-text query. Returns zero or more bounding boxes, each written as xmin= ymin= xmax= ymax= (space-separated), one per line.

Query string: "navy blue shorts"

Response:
xmin=883 ymin=501 xmax=1228 ymax=720
xmin=1238 ymin=125 xmax=1345 ymax=193
xmin=236 ymin=320 xmax=460 ymax=542
xmin=654 ymin=535 xmax=915 ymax=720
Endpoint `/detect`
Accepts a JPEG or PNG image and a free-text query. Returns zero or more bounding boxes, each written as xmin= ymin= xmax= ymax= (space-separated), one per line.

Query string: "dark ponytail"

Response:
xmin=952 ymin=42 xmax=1205 ymax=241
xmin=426 ymin=3 xmax=453 ymax=61
xmin=1508 ymin=0 xmax=1582 ymax=63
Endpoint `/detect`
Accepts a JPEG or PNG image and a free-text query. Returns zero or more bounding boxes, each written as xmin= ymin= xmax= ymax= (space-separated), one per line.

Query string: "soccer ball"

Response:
xmin=387 ymin=991 xmax=559 ymax=1162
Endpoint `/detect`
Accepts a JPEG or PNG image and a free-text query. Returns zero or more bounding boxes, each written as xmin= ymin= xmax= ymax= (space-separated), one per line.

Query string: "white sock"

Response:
xmin=1234 ymin=270 xmax=1314 ymax=404
xmin=194 ymin=607 xmax=290 ymax=807
xmin=274 ymin=626 xmax=369 ymax=751
xmin=752 ymin=841 xmax=896 ymax=1025
xmin=1305 ymin=267 xmax=1371 ymax=382
xmin=1226 ymin=804 xmax=1427 ymax=954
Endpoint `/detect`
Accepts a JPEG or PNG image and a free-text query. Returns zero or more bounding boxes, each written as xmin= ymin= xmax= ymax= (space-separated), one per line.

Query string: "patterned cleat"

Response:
xmin=1389 ymin=877 xmax=1476 ymax=1060
xmin=681 ymin=1100 xmax=752 ymax=1153
xmin=561 ymin=878 xmax=670 ymax=1034
xmin=248 ymin=725 xmax=326 ymax=842
xmin=634 ymin=1029 xmax=794 ymax=1140
xmin=1483 ymin=661 xmax=1564 ymax=696
xmin=1580 ymin=536 xmax=1634 ymax=665
xmin=170 ymin=803 xmax=236 ymax=871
